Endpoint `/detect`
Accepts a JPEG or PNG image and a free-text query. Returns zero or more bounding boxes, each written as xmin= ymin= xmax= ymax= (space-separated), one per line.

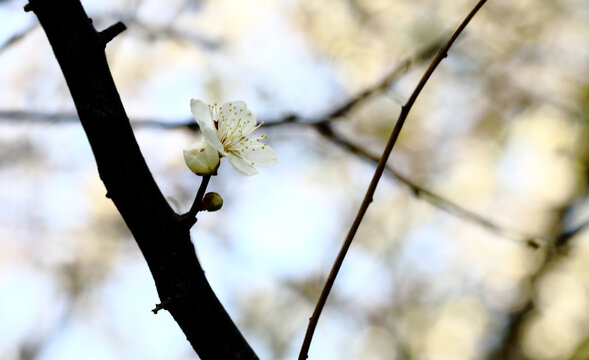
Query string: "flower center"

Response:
xmin=212 ymin=103 xmax=262 ymax=153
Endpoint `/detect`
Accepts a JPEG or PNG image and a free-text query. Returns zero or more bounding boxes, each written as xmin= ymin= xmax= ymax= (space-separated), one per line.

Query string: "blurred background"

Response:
xmin=1 ymin=0 xmax=589 ymax=359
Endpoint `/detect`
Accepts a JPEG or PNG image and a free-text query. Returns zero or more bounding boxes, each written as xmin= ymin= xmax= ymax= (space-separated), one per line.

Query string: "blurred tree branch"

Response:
xmin=313 ymin=121 xmax=550 ymax=248
xmin=3 ymin=36 xmax=551 ymax=249
xmin=25 ymin=0 xmax=257 ymax=358
xmin=3 ymin=104 xmax=563 ymax=246
xmin=126 ymin=17 xmax=222 ymax=49
xmin=487 ymin=164 xmax=589 ymax=359
xmin=486 ymin=79 xmax=589 ymax=359
xmin=0 ymin=22 xmax=37 ymax=54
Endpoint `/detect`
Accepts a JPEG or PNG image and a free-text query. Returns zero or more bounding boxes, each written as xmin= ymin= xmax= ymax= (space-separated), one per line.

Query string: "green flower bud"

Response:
xmin=202 ymin=192 xmax=223 ymax=212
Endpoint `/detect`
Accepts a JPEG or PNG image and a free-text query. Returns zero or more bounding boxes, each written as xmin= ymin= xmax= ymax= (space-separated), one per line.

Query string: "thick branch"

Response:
xmin=27 ymin=0 xmax=257 ymax=358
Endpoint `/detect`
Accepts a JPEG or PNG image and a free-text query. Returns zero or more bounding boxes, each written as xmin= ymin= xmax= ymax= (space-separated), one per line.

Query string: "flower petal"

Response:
xmin=218 ymin=101 xmax=257 ymax=139
xmin=183 ymin=139 xmax=220 ymax=175
xmin=240 ymin=142 xmax=277 ymax=167
xmin=190 ymin=99 xmax=224 ymax=153
xmin=227 ymin=153 xmax=259 ymax=176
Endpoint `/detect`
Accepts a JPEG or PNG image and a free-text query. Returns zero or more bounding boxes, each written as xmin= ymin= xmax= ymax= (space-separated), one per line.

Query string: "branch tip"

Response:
xmin=152 ymin=303 xmax=164 ymax=314
xmin=152 ymin=297 xmax=172 ymax=314
xmin=98 ymin=22 xmax=127 ymax=47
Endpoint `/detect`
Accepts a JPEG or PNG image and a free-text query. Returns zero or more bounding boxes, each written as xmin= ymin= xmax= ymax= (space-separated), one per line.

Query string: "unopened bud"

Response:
xmin=183 ymin=140 xmax=220 ymax=176
xmin=202 ymin=192 xmax=223 ymax=212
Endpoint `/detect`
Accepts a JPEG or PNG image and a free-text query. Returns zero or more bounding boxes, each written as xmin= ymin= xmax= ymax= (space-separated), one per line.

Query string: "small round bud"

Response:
xmin=202 ymin=192 xmax=223 ymax=212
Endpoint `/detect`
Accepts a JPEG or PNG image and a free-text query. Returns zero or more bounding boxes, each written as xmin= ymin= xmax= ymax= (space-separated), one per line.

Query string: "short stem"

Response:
xmin=182 ymin=175 xmax=211 ymax=228
xmin=98 ymin=21 xmax=126 ymax=47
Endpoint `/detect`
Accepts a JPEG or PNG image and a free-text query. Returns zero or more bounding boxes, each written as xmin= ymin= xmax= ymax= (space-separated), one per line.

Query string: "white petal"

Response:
xmin=183 ymin=139 xmax=220 ymax=175
xmin=227 ymin=153 xmax=259 ymax=176
xmin=190 ymin=99 xmax=224 ymax=153
xmin=240 ymin=142 xmax=277 ymax=167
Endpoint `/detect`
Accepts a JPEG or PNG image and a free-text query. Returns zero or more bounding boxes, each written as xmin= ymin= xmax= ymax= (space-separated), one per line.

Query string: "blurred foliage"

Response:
xmin=1 ymin=0 xmax=589 ymax=359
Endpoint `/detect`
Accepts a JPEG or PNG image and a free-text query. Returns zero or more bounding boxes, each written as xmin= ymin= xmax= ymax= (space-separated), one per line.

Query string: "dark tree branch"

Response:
xmin=26 ymin=0 xmax=257 ymax=358
xmin=298 ymin=1 xmax=489 ymax=358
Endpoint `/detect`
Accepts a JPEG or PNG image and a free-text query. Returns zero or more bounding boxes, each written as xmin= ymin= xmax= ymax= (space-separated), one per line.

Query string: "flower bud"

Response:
xmin=183 ymin=139 xmax=220 ymax=176
xmin=202 ymin=192 xmax=223 ymax=212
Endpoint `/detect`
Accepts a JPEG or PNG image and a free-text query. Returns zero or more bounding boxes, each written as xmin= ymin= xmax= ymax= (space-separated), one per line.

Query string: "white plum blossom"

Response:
xmin=183 ymin=99 xmax=277 ymax=176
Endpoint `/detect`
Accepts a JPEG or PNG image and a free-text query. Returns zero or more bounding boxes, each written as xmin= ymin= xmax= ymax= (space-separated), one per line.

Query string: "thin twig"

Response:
xmin=98 ymin=21 xmax=127 ymax=47
xmin=297 ymin=1 xmax=489 ymax=359
xmin=181 ymin=174 xmax=212 ymax=228
xmin=324 ymin=36 xmax=446 ymax=120
xmin=128 ymin=18 xmax=222 ymax=50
